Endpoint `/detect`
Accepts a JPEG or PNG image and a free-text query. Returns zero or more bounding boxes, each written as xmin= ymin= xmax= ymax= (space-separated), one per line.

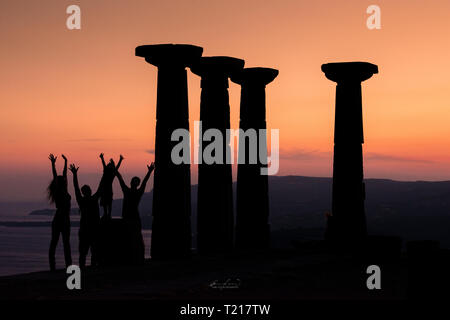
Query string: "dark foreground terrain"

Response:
xmin=1 ymin=244 xmax=449 ymax=301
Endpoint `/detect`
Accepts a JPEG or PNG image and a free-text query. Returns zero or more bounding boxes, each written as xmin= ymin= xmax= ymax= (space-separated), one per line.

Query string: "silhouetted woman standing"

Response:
xmin=116 ymin=162 xmax=154 ymax=264
xmin=99 ymin=153 xmax=123 ymax=219
xmin=69 ymin=164 xmax=102 ymax=269
xmin=48 ymin=153 xmax=72 ymax=271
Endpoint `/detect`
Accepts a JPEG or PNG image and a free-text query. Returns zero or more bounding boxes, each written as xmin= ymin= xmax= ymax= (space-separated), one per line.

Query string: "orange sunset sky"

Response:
xmin=1 ymin=0 xmax=450 ymax=201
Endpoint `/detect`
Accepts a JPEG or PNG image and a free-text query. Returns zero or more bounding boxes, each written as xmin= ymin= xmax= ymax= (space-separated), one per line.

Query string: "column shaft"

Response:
xmin=236 ymin=85 xmax=270 ymax=250
xmin=197 ymin=77 xmax=234 ymax=254
xmin=232 ymin=67 xmax=277 ymax=251
xmin=192 ymin=56 xmax=244 ymax=254
xmin=322 ymin=61 xmax=378 ymax=244
xmin=151 ymin=66 xmax=192 ymax=259
xmin=136 ymin=44 xmax=203 ymax=259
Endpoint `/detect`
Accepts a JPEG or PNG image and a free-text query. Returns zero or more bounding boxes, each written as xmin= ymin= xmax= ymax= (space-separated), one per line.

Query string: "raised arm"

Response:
xmin=62 ymin=154 xmax=68 ymax=178
xmin=99 ymin=153 xmax=106 ymax=169
xmin=49 ymin=154 xmax=57 ymax=179
xmin=116 ymin=170 xmax=129 ymax=193
xmin=139 ymin=162 xmax=155 ymax=194
xmin=115 ymin=155 xmax=124 ymax=171
xmin=69 ymin=164 xmax=82 ymax=203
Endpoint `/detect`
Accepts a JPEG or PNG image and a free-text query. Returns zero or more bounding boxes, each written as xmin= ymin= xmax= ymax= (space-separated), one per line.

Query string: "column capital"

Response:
xmin=231 ymin=67 xmax=278 ymax=86
xmin=191 ymin=56 xmax=245 ymax=78
xmin=321 ymin=62 xmax=378 ymax=83
xmin=135 ymin=44 xmax=203 ymax=68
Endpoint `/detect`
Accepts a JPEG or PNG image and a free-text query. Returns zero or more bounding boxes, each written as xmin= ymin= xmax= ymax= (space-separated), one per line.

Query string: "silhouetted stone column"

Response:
xmin=321 ymin=62 xmax=378 ymax=245
xmin=135 ymin=44 xmax=203 ymax=259
xmin=191 ymin=56 xmax=245 ymax=254
xmin=231 ymin=67 xmax=278 ymax=251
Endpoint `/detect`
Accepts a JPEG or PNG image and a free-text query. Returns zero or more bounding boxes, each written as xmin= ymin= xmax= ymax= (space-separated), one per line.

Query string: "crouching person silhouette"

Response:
xmin=69 ymin=164 xmax=102 ymax=269
xmin=116 ymin=162 xmax=155 ymax=264
xmin=48 ymin=154 xmax=72 ymax=271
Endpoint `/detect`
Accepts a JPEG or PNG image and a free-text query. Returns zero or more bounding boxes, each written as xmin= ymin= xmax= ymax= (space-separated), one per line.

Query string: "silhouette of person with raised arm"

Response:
xmin=69 ymin=164 xmax=102 ymax=269
xmin=47 ymin=153 xmax=72 ymax=271
xmin=116 ymin=162 xmax=155 ymax=263
xmin=98 ymin=153 xmax=123 ymax=219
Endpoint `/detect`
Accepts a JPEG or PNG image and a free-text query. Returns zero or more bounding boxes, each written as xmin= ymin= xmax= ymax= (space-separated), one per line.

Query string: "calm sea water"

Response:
xmin=0 ymin=202 xmax=154 ymax=277
xmin=0 ymin=223 xmax=152 ymax=277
